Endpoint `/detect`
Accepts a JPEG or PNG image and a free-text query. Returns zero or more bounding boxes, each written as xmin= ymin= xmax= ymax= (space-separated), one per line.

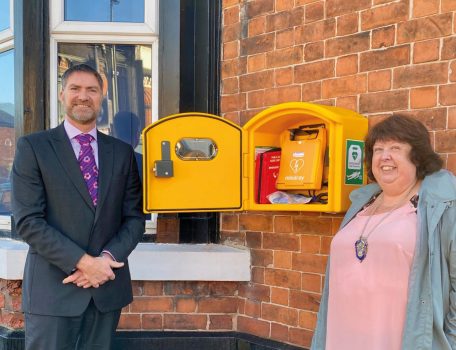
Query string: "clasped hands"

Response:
xmin=62 ymin=253 xmax=124 ymax=289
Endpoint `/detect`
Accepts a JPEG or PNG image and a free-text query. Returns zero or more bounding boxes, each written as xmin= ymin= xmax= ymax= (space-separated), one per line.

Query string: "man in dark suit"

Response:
xmin=11 ymin=64 xmax=145 ymax=350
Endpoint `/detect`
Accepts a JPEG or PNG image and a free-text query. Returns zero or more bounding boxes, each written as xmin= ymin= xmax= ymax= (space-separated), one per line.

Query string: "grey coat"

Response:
xmin=311 ymin=170 xmax=456 ymax=349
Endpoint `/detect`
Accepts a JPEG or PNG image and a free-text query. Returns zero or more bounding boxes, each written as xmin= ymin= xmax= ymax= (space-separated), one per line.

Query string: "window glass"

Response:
xmin=0 ymin=0 xmax=10 ymax=31
xmin=57 ymin=43 xmax=152 ymax=175
xmin=0 ymin=50 xmax=15 ymax=215
xmin=64 ymin=0 xmax=144 ymax=23
xmin=176 ymin=138 xmax=218 ymax=160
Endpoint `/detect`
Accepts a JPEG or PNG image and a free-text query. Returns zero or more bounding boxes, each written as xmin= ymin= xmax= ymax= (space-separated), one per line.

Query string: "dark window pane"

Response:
xmin=0 ymin=0 xmax=10 ymax=31
xmin=0 ymin=50 xmax=15 ymax=215
xmin=64 ymin=0 xmax=144 ymax=23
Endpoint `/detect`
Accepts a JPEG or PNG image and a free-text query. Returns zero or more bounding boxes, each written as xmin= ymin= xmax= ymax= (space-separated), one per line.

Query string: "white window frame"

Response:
xmin=50 ymin=0 xmax=158 ymax=36
xmin=0 ymin=0 xmax=13 ymax=48
xmin=50 ymin=0 xmax=159 ymax=231
xmin=49 ymin=36 xmax=159 ymax=128
xmin=50 ymin=0 xmax=159 ymax=127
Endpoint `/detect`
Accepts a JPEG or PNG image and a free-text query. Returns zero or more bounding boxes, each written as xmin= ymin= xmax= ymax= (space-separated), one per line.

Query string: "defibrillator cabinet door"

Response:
xmin=143 ymin=113 xmax=243 ymax=213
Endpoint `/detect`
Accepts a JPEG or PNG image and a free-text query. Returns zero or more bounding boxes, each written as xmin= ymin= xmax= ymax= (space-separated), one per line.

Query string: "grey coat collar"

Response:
xmin=341 ymin=170 xmax=456 ymax=228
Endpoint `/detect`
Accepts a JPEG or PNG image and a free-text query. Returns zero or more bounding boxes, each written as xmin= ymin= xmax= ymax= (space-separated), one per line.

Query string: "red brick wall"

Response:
xmin=220 ymin=0 xmax=456 ymax=348
xmin=0 ymin=280 xmax=24 ymax=329
xmin=0 ymin=279 xmax=239 ymax=333
xmin=221 ymin=0 xmax=456 ymax=173
xmin=119 ymin=281 xmax=239 ymax=332
xmin=220 ymin=212 xmax=341 ymax=348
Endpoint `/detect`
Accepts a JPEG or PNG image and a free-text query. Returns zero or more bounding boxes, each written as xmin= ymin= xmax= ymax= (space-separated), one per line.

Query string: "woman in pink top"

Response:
xmin=311 ymin=114 xmax=456 ymax=349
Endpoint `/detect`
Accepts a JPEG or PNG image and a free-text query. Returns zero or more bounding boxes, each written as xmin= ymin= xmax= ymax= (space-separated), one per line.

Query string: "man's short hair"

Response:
xmin=61 ymin=64 xmax=103 ymax=90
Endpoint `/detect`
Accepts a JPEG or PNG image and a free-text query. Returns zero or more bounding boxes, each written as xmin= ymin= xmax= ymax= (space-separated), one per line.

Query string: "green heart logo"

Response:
xmin=352 ymin=150 xmax=358 ymax=160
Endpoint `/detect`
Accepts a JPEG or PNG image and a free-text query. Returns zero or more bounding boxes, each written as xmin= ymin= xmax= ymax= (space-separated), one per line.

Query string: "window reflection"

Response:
xmin=58 ymin=43 xmax=152 ymax=182
xmin=58 ymin=43 xmax=152 ymax=137
xmin=64 ymin=0 xmax=144 ymax=23
xmin=176 ymin=138 xmax=218 ymax=161
xmin=0 ymin=50 xmax=15 ymax=215
xmin=0 ymin=0 xmax=10 ymax=32
xmin=112 ymin=111 xmax=143 ymax=179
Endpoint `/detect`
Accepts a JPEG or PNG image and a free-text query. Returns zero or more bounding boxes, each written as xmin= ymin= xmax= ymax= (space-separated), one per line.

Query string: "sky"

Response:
xmin=65 ymin=0 xmax=144 ymax=23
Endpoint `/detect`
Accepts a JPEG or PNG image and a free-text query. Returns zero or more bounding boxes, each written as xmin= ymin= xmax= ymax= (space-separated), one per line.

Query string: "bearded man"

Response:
xmin=11 ymin=64 xmax=145 ymax=350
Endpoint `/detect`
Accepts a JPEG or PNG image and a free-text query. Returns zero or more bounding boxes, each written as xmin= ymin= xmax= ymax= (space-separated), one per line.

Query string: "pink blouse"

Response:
xmin=325 ymin=201 xmax=417 ymax=350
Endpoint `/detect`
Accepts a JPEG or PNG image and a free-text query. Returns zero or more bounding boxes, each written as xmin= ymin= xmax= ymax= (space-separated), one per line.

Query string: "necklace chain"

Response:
xmin=354 ymin=183 xmax=417 ymax=262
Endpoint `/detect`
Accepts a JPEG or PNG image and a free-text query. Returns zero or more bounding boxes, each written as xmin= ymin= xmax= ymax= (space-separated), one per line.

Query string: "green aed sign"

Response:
xmin=345 ymin=139 xmax=364 ymax=185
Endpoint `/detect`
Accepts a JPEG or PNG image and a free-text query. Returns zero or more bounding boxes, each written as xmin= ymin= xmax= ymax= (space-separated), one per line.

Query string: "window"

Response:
xmin=65 ymin=0 xmax=144 ymax=23
xmin=50 ymin=0 xmax=156 ymax=35
xmin=49 ymin=0 xmax=158 ymax=126
xmin=0 ymin=0 xmax=13 ymax=229
xmin=57 ymin=43 xmax=152 ymax=163
xmin=0 ymin=0 xmax=13 ymax=49
xmin=0 ymin=50 xmax=14 ymax=216
xmin=0 ymin=0 xmax=10 ymax=31
xmin=50 ymin=0 xmax=158 ymax=236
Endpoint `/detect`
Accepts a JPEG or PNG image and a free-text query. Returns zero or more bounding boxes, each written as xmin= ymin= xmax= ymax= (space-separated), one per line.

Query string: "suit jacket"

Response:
xmin=11 ymin=123 xmax=145 ymax=316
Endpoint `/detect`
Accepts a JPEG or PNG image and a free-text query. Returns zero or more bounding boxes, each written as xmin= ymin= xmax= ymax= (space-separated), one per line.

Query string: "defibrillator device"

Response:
xmin=276 ymin=124 xmax=327 ymax=191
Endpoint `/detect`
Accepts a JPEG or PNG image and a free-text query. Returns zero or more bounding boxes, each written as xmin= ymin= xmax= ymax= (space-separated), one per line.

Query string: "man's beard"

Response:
xmin=66 ymin=106 xmax=99 ymax=125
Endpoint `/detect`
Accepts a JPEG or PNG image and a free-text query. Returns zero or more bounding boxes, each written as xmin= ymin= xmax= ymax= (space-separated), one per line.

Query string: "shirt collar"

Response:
xmin=64 ymin=120 xmax=98 ymax=141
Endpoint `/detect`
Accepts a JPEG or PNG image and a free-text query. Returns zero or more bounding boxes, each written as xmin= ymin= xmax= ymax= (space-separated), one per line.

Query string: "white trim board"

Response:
xmin=0 ymin=241 xmax=251 ymax=281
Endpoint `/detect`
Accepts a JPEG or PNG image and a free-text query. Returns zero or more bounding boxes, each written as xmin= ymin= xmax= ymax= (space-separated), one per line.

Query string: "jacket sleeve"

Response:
xmin=11 ymin=137 xmax=86 ymax=274
xmin=310 ymin=260 xmax=330 ymax=350
xmin=444 ymin=202 xmax=456 ymax=347
xmin=102 ymin=147 xmax=145 ymax=262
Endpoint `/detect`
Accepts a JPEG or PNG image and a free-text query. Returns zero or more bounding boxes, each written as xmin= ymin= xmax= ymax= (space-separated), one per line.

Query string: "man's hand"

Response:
xmin=63 ymin=269 xmax=91 ymax=288
xmin=62 ymin=253 xmax=124 ymax=288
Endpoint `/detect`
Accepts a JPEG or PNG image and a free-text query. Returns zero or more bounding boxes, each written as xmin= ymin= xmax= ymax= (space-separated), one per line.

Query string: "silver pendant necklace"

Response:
xmin=354 ymin=183 xmax=416 ymax=262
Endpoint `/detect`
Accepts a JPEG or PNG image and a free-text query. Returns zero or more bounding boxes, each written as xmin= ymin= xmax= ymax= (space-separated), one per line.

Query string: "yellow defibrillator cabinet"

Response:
xmin=143 ymin=102 xmax=368 ymax=213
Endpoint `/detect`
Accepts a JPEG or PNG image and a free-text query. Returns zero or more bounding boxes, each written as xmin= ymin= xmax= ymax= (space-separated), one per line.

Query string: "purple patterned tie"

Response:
xmin=75 ymin=134 xmax=98 ymax=206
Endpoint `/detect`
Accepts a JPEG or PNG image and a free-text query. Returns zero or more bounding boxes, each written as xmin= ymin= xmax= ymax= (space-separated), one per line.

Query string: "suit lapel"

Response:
xmin=50 ymin=124 xmax=95 ymax=212
xmin=94 ymin=132 xmax=113 ymax=223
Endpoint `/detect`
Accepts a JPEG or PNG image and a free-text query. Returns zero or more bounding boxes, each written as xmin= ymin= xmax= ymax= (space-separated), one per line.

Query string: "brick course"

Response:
xmin=115 ymin=281 xmax=241 ymax=332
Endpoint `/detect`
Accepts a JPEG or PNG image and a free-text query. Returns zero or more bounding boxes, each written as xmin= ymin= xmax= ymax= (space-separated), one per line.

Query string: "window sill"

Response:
xmin=0 ymin=240 xmax=250 ymax=281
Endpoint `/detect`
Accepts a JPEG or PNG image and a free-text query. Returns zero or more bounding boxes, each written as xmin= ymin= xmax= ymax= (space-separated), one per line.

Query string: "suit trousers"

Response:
xmin=24 ymin=299 xmax=121 ymax=350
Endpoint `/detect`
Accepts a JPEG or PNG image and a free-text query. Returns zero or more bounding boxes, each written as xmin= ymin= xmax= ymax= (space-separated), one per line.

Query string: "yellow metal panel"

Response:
xmin=143 ymin=113 xmax=242 ymax=213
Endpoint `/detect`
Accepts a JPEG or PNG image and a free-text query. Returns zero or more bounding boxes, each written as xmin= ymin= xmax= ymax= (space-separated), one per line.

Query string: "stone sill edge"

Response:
xmin=0 ymin=241 xmax=251 ymax=282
